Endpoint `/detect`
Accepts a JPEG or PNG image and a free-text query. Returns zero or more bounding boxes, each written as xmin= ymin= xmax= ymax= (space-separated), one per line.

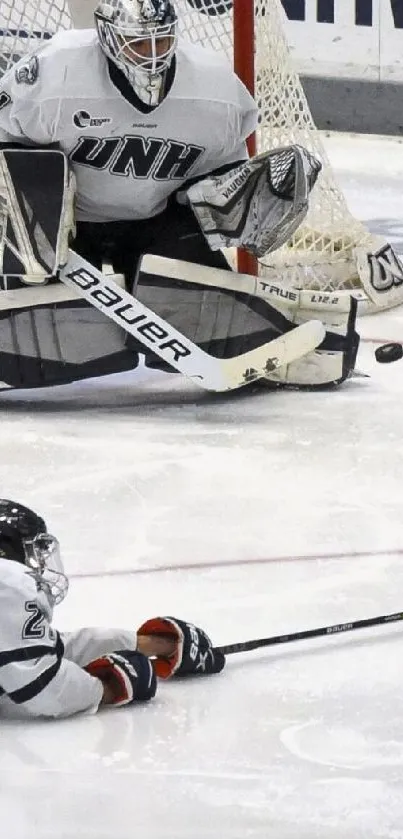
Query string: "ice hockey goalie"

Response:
xmin=0 ymin=148 xmax=359 ymax=392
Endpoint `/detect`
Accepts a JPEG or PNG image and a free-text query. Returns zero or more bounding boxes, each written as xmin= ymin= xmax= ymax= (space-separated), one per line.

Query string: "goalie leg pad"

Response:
xmin=0 ymin=301 xmax=139 ymax=391
xmin=0 ymin=149 xmax=75 ymax=285
xmin=135 ymin=267 xmax=304 ymax=364
xmin=139 ymin=256 xmax=360 ymax=389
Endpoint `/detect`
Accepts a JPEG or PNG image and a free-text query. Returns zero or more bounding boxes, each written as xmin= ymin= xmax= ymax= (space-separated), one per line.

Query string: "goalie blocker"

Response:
xmin=0 ymin=147 xmax=357 ymax=392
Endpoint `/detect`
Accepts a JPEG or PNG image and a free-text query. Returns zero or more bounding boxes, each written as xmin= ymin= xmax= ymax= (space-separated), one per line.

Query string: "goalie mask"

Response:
xmin=95 ymin=0 xmax=178 ymax=106
xmin=0 ymin=499 xmax=68 ymax=606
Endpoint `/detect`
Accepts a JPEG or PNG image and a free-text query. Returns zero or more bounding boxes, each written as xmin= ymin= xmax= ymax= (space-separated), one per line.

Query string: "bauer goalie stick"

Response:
xmin=58 ymin=250 xmax=325 ymax=393
xmin=214 ymin=610 xmax=403 ymax=656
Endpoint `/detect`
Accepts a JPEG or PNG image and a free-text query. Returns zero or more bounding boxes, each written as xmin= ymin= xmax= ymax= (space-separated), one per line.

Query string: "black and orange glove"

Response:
xmin=137 ymin=617 xmax=226 ymax=680
xmin=85 ymin=650 xmax=157 ymax=706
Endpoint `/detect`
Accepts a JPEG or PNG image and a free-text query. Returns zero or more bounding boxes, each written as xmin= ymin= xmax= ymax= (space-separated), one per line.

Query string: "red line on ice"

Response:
xmin=70 ymin=548 xmax=403 ymax=579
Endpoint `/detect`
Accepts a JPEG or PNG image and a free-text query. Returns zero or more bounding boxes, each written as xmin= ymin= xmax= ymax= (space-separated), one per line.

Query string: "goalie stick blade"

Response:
xmin=59 ymin=250 xmax=325 ymax=392
xmin=199 ymin=318 xmax=325 ymax=390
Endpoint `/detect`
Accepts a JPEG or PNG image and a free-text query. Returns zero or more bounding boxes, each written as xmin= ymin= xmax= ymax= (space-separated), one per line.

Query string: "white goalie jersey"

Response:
xmin=0 ymin=29 xmax=257 ymax=223
xmin=0 ymin=558 xmax=137 ymax=718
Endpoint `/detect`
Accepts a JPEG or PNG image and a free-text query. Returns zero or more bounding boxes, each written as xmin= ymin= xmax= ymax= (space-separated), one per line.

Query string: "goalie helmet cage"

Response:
xmin=0 ymin=0 xmax=394 ymax=309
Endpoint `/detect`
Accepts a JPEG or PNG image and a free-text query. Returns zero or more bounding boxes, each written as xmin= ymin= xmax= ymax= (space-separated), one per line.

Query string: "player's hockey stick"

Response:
xmin=214 ymin=610 xmax=403 ymax=656
xmin=58 ymin=250 xmax=325 ymax=392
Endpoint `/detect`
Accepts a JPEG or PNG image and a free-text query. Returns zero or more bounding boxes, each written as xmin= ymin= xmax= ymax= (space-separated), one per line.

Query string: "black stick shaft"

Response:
xmin=214 ymin=610 xmax=403 ymax=656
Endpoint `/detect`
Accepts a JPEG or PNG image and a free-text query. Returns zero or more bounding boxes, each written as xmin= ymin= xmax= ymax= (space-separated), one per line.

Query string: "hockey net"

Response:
xmin=0 ymin=0 xmax=393 ymax=307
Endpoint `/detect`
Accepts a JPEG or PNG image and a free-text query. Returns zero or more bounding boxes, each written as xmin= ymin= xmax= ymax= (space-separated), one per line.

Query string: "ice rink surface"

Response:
xmin=1 ymin=132 xmax=403 ymax=839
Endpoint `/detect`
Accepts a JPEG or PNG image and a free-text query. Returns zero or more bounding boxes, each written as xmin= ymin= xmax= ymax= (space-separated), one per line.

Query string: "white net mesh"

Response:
xmin=0 ymin=0 xmax=384 ymax=300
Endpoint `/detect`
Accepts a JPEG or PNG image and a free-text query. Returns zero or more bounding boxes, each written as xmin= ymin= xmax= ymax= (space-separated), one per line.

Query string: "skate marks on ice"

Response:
xmin=281 ymin=720 xmax=403 ymax=770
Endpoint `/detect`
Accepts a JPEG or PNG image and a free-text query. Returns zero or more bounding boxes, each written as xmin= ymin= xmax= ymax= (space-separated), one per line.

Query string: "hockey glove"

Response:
xmin=85 ymin=650 xmax=157 ymax=707
xmin=137 ymin=617 xmax=226 ymax=679
xmin=186 ymin=145 xmax=321 ymax=258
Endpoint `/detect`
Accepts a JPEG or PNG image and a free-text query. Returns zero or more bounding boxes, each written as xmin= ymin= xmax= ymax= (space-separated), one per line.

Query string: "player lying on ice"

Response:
xmin=0 ymin=499 xmax=225 ymax=719
xmin=0 ymin=0 xmax=382 ymax=394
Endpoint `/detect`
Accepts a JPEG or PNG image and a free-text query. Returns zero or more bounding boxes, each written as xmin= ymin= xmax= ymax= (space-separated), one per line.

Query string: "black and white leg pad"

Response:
xmin=0 ymin=302 xmax=139 ymax=391
xmin=0 ymin=149 xmax=75 ymax=286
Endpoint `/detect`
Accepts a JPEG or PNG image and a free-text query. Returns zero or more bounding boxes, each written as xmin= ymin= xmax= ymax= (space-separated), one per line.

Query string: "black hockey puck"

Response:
xmin=375 ymin=342 xmax=403 ymax=364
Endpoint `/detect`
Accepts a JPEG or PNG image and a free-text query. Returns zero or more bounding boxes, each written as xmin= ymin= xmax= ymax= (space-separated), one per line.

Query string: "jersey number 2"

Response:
xmin=23 ymin=601 xmax=46 ymax=640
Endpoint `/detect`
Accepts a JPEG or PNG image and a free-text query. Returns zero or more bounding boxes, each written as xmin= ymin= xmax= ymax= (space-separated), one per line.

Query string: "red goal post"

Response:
xmin=233 ymin=0 xmax=257 ymax=275
xmin=0 ymin=0 xmax=400 ymax=310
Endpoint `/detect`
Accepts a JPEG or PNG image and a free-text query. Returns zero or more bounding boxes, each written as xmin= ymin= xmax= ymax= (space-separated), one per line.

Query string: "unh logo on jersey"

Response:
xmin=70 ymin=134 xmax=205 ymax=181
xmin=15 ymin=55 xmax=39 ymax=85
xmin=73 ymin=110 xmax=112 ymax=128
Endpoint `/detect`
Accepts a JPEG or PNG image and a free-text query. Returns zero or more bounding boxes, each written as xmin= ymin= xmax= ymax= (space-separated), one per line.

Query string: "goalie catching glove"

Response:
xmin=186 ymin=145 xmax=321 ymax=258
xmin=85 ymin=650 xmax=157 ymax=707
xmin=137 ymin=617 xmax=226 ymax=679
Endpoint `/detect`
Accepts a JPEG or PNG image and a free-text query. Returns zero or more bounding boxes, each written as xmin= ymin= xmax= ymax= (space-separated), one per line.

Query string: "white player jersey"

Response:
xmin=0 ymin=29 xmax=258 ymax=223
xmin=0 ymin=558 xmax=137 ymax=718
